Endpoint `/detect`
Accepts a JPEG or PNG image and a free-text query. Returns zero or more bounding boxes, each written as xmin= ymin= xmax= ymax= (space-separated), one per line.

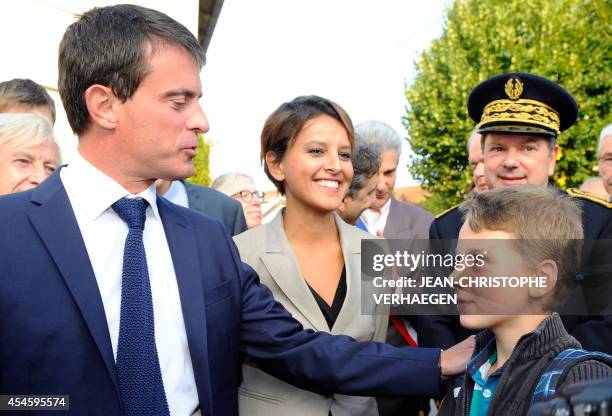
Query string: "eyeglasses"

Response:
xmin=231 ymin=190 xmax=264 ymax=202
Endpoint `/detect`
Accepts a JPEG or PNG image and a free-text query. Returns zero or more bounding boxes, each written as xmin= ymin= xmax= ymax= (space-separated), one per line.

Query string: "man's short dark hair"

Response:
xmin=58 ymin=4 xmax=205 ymax=135
xmin=348 ymin=137 xmax=381 ymax=198
xmin=0 ymin=79 xmax=56 ymax=123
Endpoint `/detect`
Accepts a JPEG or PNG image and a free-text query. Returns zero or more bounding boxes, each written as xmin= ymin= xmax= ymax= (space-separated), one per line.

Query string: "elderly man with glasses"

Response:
xmin=212 ymin=172 xmax=264 ymax=229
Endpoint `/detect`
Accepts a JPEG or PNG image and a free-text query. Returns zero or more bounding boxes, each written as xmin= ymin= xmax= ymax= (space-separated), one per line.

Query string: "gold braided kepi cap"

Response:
xmin=467 ymin=73 xmax=578 ymax=137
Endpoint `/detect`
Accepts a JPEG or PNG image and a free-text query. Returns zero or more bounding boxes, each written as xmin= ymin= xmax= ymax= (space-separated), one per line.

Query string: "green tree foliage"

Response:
xmin=186 ymin=133 xmax=212 ymax=186
xmin=405 ymin=0 xmax=611 ymax=213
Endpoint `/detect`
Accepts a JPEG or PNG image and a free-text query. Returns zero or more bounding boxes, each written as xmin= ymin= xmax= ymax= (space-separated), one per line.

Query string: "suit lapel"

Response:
xmin=157 ymin=199 xmax=213 ymax=416
xmin=28 ymin=172 xmax=120 ymax=397
xmin=330 ymin=214 xmax=360 ymax=333
xmin=260 ymin=213 xmax=328 ymax=331
xmin=385 ymin=197 xmax=416 ymax=238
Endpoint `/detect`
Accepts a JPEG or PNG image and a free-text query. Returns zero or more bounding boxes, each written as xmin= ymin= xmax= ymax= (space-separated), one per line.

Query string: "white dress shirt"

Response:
xmin=162 ymin=180 xmax=189 ymax=208
xmin=61 ymin=153 xmax=199 ymax=415
xmin=360 ymin=198 xmax=392 ymax=236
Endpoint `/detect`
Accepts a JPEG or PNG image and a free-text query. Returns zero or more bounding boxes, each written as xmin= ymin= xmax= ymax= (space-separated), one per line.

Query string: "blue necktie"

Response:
xmin=112 ymin=197 xmax=170 ymax=416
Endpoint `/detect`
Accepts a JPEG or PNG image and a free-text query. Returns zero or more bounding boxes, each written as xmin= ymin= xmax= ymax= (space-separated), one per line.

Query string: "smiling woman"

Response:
xmin=233 ymin=95 xmax=390 ymax=416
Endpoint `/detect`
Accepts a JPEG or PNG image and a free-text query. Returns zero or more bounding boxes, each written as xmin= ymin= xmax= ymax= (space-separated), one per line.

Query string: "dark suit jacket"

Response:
xmin=0 ymin=172 xmax=441 ymax=415
xmin=183 ymin=181 xmax=247 ymax=236
xmin=424 ymin=191 xmax=612 ymax=354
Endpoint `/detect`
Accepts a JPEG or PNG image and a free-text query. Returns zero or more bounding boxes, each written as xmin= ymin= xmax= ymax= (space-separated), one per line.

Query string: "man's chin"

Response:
xmin=164 ymin=166 xmax=195 ymax=182
xmin=491 ymin=177 xmax=528 ymax=188
xmin=371 ymin=196 xmax=389 ymax=210
xmin=476 ymin=181 xmax=489 ymax=192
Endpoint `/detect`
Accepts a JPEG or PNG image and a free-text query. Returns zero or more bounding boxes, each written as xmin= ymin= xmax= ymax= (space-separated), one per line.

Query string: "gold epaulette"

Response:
xmin=435 ymin=204 xmax=460 ymax=219
xmin=566 ymin=188 xmax=612 ymax=208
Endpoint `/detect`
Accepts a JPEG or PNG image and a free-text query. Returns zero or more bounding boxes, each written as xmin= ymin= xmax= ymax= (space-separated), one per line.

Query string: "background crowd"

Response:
xmin=0 ymin=3 xmax=610 ymax=416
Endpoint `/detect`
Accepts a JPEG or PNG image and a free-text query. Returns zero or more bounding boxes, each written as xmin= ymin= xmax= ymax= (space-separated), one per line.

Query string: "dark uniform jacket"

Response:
xmin=420 ymin=188 xmax=612 ymax=354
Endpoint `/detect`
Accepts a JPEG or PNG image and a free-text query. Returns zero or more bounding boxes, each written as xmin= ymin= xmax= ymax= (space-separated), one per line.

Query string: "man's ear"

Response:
xmin=84 ymin=84 xmax=118 ymax=130
xmin=529 ymin=259 xmax=558 ymax=299
xmin=265 ymin=151 xmax=284 ymax=182
xmin=548 ymin=143 xmax=559 ymax=177
xmin=337 ymin=195 xmax=351 ymax=213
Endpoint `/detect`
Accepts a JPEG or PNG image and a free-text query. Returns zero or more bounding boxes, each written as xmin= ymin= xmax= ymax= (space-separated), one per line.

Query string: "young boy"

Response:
xmin=439 ymin=185 xmax=612 ymax=416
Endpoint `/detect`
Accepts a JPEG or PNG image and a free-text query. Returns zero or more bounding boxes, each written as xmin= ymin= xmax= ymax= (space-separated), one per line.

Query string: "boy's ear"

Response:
xmin=529 ymin=259 xmax=558 ymax=300
xmin=265 ymin=151 xmax=285 ymax=182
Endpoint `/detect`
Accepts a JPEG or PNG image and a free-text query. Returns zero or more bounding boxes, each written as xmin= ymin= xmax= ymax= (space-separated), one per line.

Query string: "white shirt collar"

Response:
xmin=360 ymin=197 xmax=392 ymax=235
xmin=161 ymin=180 xmax=189 ymax=208
xmin=379 ymin=197 xmax=392 ymax=215
xmin=61 ymin=151 xmax=160 ymax=221
xmin=361 ymin=197 xmax=392 ymax=222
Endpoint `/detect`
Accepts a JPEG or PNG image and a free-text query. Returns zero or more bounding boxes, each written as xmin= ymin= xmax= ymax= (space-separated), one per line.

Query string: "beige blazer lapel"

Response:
xmin=329 ymin=213 xmax=361 ymax=334
xmin=259 ymin=213 xmax=329 ymax=331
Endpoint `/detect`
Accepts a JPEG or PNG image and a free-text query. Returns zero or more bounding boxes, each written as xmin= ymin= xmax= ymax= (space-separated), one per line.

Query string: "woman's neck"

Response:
xmin=283 ymin=204 xmax=338 ymax=244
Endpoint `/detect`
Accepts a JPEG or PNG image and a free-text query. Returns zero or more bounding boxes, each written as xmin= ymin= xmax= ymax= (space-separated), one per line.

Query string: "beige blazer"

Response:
xmin=233 ymin=211 xmax=389 ymax=416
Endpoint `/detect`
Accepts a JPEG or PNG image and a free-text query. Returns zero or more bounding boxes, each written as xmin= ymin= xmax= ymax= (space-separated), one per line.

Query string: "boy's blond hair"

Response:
xmin=460 ymin=185 xmax=583 ymax=309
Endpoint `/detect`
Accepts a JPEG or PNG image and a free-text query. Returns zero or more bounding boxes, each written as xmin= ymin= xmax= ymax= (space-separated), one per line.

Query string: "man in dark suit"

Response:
xmin=0 ymin=5 xmax=473 ymax=416
xmin=424 ymin=73 xmax=612 ymax=354
xmin=156 ymin=179 xmax=247 ymax=236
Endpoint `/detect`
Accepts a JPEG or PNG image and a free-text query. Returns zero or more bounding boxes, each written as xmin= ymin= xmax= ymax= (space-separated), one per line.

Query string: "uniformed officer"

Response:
xmin=420 ymin=72 xmax=612 ymax=354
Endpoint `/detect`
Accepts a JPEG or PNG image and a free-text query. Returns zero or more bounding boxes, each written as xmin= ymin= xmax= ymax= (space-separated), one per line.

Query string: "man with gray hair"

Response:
xmin=597 ymin=123 xmax=612 ymax=199
xmin=337 ymin=136 xmax=381 ymax=226
xmin=357 ymin=120 xmax=433 ymax=239
xmin=211 ymin=172 xmax=261 ymax=230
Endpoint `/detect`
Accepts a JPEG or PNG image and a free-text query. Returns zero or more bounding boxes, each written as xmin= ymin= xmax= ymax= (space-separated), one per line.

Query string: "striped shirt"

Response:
xmin=467 ymin=337 xmax=504 ymax=416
